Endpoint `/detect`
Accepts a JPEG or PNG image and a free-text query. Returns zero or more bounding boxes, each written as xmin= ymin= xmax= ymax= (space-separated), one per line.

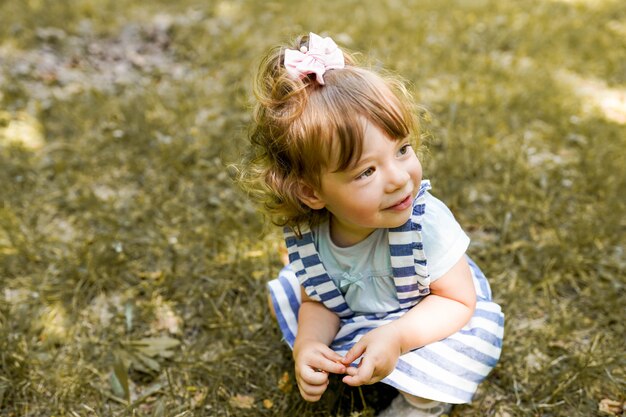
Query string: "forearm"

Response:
xmin=339 ymin=292 xmax=475 ymax=387
xmin=391 ymin=293 xmax=475 ymax=354
xmin=291 ymin=297 xmax=345 ymax=401
xmin=294 ymin=300 xmax=340 ymax=352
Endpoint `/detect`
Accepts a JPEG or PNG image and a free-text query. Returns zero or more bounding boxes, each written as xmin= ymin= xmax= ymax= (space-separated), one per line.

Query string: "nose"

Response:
xmin=384 ymin=162 xmax=410 ymax=193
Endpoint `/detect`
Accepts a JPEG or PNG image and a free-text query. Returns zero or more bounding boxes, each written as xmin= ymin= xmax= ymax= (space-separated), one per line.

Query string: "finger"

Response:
xmin=310 ymin=356 xmax=346 ymax=374
xmin=344 ymin=365 xmax=358 ymax=376
xmin=342 ymin=358 xmax=375 ymax=387
xmin=299 ymin=380 xmax=329 ymax=402
xmin=301 ymin=392 xmax=322 ymax=402
xmin=341 ymin=342 xmax=366 ymax=365
xmin=301 ymin=367 xmax=330 ymax=386
xmin=319 ymin=345 xmax=344 ymax=363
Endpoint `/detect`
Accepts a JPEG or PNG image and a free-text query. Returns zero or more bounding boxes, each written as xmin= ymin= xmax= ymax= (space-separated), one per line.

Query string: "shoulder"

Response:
xmin=422 ymin=191 xmax=457 ymax=222
xmin=421 ymin=192 xmax=462 ymax=240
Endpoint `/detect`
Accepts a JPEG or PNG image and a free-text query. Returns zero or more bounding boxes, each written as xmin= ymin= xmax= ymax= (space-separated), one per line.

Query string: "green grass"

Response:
xmin=1 ymin=0 xmax=625 ymax=415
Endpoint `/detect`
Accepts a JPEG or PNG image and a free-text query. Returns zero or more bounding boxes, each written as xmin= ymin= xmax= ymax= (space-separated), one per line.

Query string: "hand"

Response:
xmin=340 ymin=324 xmax=402 ymax=387
xmin=293 ymin=340 xmax=346 ymax=402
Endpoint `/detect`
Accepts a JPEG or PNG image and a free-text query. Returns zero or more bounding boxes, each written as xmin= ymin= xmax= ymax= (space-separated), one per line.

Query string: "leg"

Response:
xmin=378 ymin=390 xmax=452 ymax=417
xmin=400 ymin=392 xmax=442 ymax=408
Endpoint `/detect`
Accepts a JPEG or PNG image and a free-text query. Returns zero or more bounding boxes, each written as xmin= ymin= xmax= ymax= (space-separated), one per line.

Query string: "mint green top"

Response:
xmin=313 ymin=191 xmax=470 ymax=314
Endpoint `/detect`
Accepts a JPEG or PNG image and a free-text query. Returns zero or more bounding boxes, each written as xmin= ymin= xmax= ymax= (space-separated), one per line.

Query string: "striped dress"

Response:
xmin=267 ymin=181 xmax=504 ymax=404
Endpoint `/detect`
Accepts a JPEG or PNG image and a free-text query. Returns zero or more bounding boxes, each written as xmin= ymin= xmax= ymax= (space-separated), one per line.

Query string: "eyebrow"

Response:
xmin=331 ymin=154 xmax=374 ymax=175
xmin=330 ymin=137 xmax=409 ymax=175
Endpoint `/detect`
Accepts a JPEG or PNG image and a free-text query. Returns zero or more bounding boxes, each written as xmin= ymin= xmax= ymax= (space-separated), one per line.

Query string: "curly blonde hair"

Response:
xmin=238 ymin=33 xmax=420 ymax=236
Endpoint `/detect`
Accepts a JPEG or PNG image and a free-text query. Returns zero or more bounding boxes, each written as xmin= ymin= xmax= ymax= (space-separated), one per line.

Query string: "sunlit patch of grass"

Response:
xmin=0 ymin=0 xmax=624 ymax=415
xmin=557 ymin=69 xmax=626 ymax=124
xmin=0 ymin=111 xmax=45 ymax=150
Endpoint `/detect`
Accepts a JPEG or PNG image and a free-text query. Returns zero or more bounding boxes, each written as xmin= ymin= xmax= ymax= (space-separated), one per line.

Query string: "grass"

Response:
xmin=0 ymin=0 xmax=625 ymax=415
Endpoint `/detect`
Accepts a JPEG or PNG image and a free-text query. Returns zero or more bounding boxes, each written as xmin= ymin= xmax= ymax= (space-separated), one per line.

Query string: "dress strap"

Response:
xmin=389 ymin=180 xmax=431 ymax=309
xmin=284 ymin=226 xmax=353 ymax=318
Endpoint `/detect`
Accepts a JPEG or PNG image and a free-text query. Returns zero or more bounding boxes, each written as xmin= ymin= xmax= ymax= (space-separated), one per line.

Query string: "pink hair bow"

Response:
xmin=284 ymin=32 xmax=345 ymax=85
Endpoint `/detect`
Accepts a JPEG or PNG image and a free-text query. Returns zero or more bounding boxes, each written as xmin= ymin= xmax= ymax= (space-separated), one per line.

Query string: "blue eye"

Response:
xmin=357 ymin=167 xmax=375 ymax=179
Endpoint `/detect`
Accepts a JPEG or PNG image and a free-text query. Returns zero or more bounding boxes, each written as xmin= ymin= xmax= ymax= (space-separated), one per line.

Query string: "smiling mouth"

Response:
xmin=386 ymin=195 xmax=412 ymax=211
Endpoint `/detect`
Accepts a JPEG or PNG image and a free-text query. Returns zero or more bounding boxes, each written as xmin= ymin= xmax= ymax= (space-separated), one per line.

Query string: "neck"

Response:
xmin=328 ymin=217 xmax=375 ymax=248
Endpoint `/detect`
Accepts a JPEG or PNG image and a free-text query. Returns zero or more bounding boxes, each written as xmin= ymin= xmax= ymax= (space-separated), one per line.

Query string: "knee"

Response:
xmin=400 ymin=392 xmax=435 ymax=406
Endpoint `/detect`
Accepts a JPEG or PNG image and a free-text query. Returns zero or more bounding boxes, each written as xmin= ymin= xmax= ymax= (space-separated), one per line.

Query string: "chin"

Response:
xmin=389 ymin=213 xmax=412 ymax=229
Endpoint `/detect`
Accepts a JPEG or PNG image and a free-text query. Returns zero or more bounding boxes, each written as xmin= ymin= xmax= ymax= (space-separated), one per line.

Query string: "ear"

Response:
xmin=296 ymin=182 xmax=325 ymax=210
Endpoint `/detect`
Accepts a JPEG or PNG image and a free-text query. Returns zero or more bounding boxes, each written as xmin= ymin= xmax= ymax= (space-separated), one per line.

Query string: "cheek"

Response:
xmin=415 ymin=167 xmax=423 ymax=181
xmin=353 ymin=192 xmax=383 ymax=216
xmin=332 ymin=192 xmax=372 ymax=217
xmin=411 ymin=160 xmax=423 ymax=180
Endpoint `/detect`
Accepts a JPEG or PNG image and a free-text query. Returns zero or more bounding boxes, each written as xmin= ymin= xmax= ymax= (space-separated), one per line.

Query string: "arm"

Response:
xmin=391 ymin=255 xmax=476 ymax=352
xmin=293 ymin=287 xmax=346 ymax=401
xmin=342 ymin=255 xmax=476 ymax=385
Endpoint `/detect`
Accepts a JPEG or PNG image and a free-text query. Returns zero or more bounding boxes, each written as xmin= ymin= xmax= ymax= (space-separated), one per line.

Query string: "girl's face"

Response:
xmin=305 ymin=120 xmax=422 ymax=247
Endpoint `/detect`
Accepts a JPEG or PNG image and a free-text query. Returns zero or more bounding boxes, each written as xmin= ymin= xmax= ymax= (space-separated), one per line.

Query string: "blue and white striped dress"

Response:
xmin=268 ymin=181 xmax=504 ymax=404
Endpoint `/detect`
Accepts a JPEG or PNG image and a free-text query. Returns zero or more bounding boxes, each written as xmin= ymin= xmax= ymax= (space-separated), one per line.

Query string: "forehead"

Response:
xmin=325 ymin=117 xmax=400 ymax=173
xmin=297 ymin=68 xmax=414 ymax=179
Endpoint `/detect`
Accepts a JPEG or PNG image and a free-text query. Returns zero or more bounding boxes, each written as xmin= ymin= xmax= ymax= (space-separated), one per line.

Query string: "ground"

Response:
xmin=0 ymin=0 xmax=625 ymax=416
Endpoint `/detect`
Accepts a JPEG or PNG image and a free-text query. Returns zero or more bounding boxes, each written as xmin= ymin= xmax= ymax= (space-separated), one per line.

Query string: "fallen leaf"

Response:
xmin=131 ymin=350 xmax=161 ymax=373
xmin=152 ymin=399 xmax=166 ymax=417
xmin=138 ymin=270 xmax=163 ymax=280
xmin=229 ymin=394 xmax=255 ymax=409
xmin=111 ymin=354 xmax=130 ymax=400
xmin=130 ymin=336 xmax=180 ymax=357
xmin=252 ymin=270 xmax=265 ymax=280
xmin=278 ymin=371 xmax=292 ymax=393
xmin=598 ymin=398 xmax=624 ymax=415
xmin=125 ymin=302 xmax=133 ymax=332
xmin=191 ymin=389 xmax=207 ymax=408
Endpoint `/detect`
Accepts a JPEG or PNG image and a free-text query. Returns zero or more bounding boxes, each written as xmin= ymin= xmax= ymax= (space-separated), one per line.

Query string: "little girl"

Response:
xmin=240 ymin=32 xmax=504 ymax=417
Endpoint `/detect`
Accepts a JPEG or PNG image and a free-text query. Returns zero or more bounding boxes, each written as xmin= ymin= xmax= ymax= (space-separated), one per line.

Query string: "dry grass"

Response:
xmin=0 ymin=0 xmax=625 ymax=415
